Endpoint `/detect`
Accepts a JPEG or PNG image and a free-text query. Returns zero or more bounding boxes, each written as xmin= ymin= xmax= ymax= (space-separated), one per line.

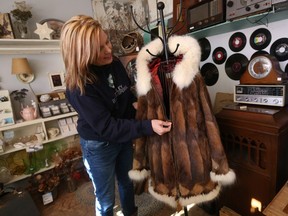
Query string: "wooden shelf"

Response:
xmin=4 ymin=155 xmax=82 ymax=185
xmin=0 ymin=39 xmax=60 ymax=54
xmin=0 ymin=112 xmax=77 ymax=132
xmin=0 ymin=111 xmax=78 ymax=160
xmin=4 ymin=164 xmax=56 ymax=185
xmin=189 ymin=8 xmax=288 ymax=39
xmin=0 ymin=131 xmax=78 ymax=156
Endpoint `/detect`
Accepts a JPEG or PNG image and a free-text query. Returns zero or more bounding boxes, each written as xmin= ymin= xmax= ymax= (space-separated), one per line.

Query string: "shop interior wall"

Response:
xmin=0 ymin=0 xmax=93 ymax=97
xmin=1 ymin=0 xmax=288 ymax=107
xmin=197 ymin=17 xmax=288 ymax=104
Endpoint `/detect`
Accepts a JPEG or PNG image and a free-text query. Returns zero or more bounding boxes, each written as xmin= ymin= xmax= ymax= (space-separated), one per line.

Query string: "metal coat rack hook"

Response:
xmin=130 ymin=2 xmax=180 ymax=63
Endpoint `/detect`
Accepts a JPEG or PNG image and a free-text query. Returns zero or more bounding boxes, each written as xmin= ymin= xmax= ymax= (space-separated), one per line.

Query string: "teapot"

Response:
xmin=20 ymin=106 xmax=37 ymax=121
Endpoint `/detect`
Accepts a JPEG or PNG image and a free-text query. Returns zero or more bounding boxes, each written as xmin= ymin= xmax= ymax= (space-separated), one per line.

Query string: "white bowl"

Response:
xmin=40 ymin=94 xmax=51 ymax=102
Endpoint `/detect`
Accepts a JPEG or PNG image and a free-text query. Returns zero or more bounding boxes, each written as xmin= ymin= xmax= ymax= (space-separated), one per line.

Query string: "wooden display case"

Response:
xmin=215 ymin=104 xmax=288 ymax=216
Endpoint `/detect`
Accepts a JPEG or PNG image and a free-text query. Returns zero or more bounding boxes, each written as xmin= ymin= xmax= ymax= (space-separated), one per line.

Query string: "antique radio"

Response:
xmin=272 ymin=0 xmax=288 ymax=11
xmin=187 ymin=0 xmax=225 ymax=33
xmin=234 ymin=84 xmax=288 ymax=106
xmin=172 ymin=0 xmax=198 ymax=35
xmin=226 ymin=0 xmax=272 ymax=21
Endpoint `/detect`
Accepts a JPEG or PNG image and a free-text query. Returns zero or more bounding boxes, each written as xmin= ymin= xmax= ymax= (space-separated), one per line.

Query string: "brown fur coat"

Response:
xmin=128 ymin=35 xmax=235 ymax=208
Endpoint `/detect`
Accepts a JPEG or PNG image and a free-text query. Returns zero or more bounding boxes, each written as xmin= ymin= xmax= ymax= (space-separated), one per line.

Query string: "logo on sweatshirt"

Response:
xmin=112 ymin=85 xmax=128 ymax=103
xmin=107 ymin=74 xmax=115 ymax=88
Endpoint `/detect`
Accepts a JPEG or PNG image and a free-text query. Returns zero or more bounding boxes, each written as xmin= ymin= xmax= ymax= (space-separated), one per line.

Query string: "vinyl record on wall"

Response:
xmin=200 ymin=63 xmax=219 ymax=86
xmin=229 ymin=32 xmax=246 ymax=52
xmin=225 ymin=53 xmax=248 ymax=80
xmin=198 ymin=37 xmax=211 ymax=61
xmin=270 ymin=38 xmax=288 ymax=61
xmin=250 ymin=28 xmax=272 ymax=50
xmin=250 ymin=50 xmax=269 ymax=59
xmin=212 ymin=47 xmax=227 ymax=64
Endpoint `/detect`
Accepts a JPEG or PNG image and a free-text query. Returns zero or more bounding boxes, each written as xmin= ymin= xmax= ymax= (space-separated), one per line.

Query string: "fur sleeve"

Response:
xmin=129 ymin=95 xmax=150 ymax=181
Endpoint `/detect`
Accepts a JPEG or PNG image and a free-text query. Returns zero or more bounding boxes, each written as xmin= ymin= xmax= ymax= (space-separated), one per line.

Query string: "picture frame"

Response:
xmin=48 ymin=72 xmax=65 ymax=90
xmin=0 ymin=13 xmax=15 ymax=39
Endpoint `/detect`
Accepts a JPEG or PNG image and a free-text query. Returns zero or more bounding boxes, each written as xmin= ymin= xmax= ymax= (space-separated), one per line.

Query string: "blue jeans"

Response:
xmin=80 ymin=138 xmax=137 ymax=216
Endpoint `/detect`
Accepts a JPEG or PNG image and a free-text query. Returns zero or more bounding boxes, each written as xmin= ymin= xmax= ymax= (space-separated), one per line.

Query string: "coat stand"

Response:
xmin=184 ymin=206 xmax=188 ymax=215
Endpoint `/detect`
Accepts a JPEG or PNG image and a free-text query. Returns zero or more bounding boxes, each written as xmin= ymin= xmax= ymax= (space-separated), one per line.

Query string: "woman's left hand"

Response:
xmin=151 ymin=120 xmax=172 ymax=136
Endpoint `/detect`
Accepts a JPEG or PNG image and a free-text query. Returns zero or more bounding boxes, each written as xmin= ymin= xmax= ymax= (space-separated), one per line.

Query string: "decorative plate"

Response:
xmin=39 ymin=18 xmax=65 ymax=39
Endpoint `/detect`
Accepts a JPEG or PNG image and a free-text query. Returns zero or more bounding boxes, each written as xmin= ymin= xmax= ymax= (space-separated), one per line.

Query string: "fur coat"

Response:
xmin=128 ymin=35 xmax=236 ymax=208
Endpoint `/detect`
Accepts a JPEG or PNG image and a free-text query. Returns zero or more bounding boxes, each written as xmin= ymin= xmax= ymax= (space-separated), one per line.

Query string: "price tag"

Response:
xmin=42 ymin=192 xmax=53 ymax=205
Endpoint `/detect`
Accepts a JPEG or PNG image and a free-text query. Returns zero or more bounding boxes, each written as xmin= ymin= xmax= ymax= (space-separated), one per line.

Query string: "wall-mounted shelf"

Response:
xmin=0 ymin=112 xmax=77 ymax=133
xmin=189 ymin=8 xmax=288 ymax=39
xmin=0 ymin=39 xmax=60 ymax=54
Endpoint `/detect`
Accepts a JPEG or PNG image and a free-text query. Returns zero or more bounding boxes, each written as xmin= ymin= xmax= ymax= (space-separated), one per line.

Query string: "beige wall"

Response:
xmin=0 ymin=0 xmax=93 ymax=94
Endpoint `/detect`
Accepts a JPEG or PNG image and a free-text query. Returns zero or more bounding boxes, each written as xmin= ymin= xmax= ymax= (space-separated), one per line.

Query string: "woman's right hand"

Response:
xmin=151 ymin=120 xmax=172 ymax=135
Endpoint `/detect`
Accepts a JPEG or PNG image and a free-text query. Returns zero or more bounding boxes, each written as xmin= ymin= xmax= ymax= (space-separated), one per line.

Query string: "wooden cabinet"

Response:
xmin=215 ymin=105 xmax=288 ymax=216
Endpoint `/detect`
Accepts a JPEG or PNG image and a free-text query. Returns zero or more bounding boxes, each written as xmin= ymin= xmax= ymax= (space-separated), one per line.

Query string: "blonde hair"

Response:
xmin=60 ymin=15 xmax=102 ymax=95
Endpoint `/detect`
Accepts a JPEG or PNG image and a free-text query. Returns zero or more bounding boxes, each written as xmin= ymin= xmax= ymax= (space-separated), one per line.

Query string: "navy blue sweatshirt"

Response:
xmin=66 ymin=59 xmax=153 ymax=143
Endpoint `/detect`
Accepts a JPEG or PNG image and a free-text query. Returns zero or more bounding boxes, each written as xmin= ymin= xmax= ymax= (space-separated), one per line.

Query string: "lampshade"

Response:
xmin=12 ymin=58 xmax=32 ymax=75
xmin=11 ymin=58 xmax=35 ymax=84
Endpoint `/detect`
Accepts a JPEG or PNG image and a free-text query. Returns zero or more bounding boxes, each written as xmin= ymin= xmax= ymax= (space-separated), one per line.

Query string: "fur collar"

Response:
xmin=136 ymin=35 xmax=201 ymax=96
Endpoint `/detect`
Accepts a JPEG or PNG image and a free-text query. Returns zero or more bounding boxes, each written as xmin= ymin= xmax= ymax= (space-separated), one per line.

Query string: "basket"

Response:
xmin=121 ymin=31 xmax=143 ymax=54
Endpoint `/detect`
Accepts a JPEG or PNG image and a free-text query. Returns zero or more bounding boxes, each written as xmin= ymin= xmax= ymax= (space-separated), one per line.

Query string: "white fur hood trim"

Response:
xmin=136 ymin=35 xmax=201 ymax=96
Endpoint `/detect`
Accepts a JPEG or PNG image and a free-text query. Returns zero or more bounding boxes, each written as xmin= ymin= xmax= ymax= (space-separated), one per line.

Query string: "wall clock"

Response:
xmin=240 ymin=54 xmax=287 ymax=84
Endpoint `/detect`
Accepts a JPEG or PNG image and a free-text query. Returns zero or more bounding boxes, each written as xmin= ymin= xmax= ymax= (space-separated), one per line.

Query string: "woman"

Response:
xmin=60 ymin=15 xmax=172 ymax=216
